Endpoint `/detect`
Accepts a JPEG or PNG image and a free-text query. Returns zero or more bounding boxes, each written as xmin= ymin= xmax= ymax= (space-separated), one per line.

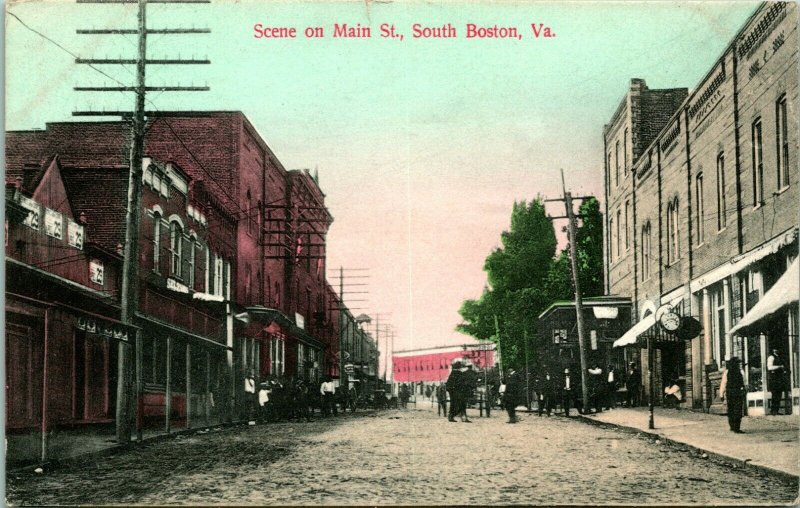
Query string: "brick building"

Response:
xmin=5 ymin=111 xmax=348 ymax=462
xmin=607 ymin=2 xmax=798 ymax=415
xmin=4 ymin=129 xmax=236 ymax=463
xmin=393 ymin=344 xmax=496 ymax=396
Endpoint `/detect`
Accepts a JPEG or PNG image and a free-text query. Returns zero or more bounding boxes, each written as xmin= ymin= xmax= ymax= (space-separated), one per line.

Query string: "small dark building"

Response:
xmin=536 ymin=296 xmax=633 ymax=374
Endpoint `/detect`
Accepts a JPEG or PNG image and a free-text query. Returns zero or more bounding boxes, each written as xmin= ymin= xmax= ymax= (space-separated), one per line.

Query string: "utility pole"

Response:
xmin=524 ymin=329 xmax=531 ymax=410
xmin=75 ymin=0 xmax=209 ymax=443
xmin=560 ymin=169 xmax=591 ymax=414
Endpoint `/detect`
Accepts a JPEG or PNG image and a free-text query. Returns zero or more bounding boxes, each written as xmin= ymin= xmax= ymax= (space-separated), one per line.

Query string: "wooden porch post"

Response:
xmin=165 ymin=336 xmax=172 ymax=434
xmin=186 ymin=342 xmax=192 ymax=430
xmin=205 ymin=350 xmax=211 ymax=427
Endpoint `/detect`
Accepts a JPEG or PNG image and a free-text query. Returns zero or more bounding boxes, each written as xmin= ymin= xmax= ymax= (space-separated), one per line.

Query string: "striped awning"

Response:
xmin=612 ymin=313 xmax=656 ymax=348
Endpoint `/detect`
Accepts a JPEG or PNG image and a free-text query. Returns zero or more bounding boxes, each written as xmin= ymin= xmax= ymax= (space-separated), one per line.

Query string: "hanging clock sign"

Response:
xmin=659 ymin=311 xmax=682 ymax=332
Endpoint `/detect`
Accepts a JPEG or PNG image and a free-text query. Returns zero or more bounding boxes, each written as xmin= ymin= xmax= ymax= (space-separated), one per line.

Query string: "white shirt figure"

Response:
xmin=767 ymin=352 xmax=783 ymax=372
xmin=258 ymin=386 xmax=270 ymax=406
xmin=244 ymin=376 xmax=255 ymax=394
xmin=565 ymin=375 xmax=571 ymax=390
xmin=608 ymin=371 xmax=615 ymax=383
xmin=321 ymin=380 xmax=335 ymax=395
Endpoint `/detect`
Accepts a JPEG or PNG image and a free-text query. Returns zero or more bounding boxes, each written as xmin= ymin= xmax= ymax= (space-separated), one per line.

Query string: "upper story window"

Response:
xmin=213 ymin=256 xmax=224 ymax=297
xmin=169 ymin=221 xmax=183 ymax=279
xmin=246 ymin=190 xmax=253 ymax=236
xmin=153 ymin=212 xmax=161 ymax=273
xmin=624 ymin=201 xmax=630 ymax=251
xmin=607 ymin=152 xmax=613 ymax=187
xmin=623 ymin=129 xmax=629 ymax=176
xmin=609 ymin=216 xmax=615 ymax=260
xmin=615 ymin=208 xmax=621 ymax=257
xmin=667 ymin=198 xmax=680 ymax=264
xmin=187 ymin=236 xmax=197 ymax=288
xmin=696 ymin=173 xmax=705 ymax=245
xmin=641 ymin=221 xmax=652 ymax=281
xmin=776 ymin=95 xmax=790 ymax=190
xmin=615 ymin=140 xmax=620 ymax=186
xmin=752 ymin=119 xmax=764 ymax=207
xmin=716 ymin=152 xmax=727 ymax=230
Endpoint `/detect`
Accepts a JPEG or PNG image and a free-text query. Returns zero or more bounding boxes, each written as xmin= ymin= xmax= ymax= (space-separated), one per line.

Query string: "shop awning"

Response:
xmin=729 ymin=259 xmax=798 ymax=336
xmin=613 ymin=313 xmax=656 ymax=348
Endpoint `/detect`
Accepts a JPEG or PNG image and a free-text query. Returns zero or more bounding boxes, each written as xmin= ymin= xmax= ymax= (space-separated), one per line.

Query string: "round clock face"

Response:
xmin=660 ymin=312 xmax=681 ymax=332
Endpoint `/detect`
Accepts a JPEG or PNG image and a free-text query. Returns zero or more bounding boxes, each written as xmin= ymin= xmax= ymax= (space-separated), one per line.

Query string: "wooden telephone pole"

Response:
xmin=75 ymin=0 xmax=209 ymax=443
xmin=561 ymin=170 xmax=591 ymax=414
xmin=546 ymin=170 xmax=591 ymax=413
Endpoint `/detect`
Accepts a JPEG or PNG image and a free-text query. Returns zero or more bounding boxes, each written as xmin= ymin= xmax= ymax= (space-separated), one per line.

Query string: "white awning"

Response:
xmin=613 ymin=313 xmax=656 ymax=348
xmin=690 ymin=227 xmax=797 ymax=293
xmin=729 ymin=259 xmax=798 ymax=336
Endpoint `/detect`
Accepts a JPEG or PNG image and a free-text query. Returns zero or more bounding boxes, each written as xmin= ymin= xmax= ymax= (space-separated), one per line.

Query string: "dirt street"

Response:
xmin=7 ymin=407 xmax=799 ymax=505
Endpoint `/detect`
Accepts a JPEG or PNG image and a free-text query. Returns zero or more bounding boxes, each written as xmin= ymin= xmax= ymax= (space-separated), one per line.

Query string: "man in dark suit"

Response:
xmin=537 ymin=371 xmax=555 ymax=417
xmin=561 ymin=368 xmax=575 ymax=417
xmin=504 ymin=368 xmax=523 ymax=423
xmin=446 ymin=362 xmax=464 ymax=422
xmin=626 ymin=362 xmax=642 ymax=408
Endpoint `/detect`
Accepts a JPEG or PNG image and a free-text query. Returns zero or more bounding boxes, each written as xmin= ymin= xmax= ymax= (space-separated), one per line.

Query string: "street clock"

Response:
xmin=659 ymin=311 xmax=681 ymax=332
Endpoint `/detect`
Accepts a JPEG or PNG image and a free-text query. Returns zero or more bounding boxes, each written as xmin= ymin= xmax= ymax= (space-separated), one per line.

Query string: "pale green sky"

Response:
xmin=6 ymin=0 xmax=758 ymax=352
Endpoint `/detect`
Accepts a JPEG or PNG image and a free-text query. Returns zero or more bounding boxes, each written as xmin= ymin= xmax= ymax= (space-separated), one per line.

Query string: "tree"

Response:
xmin=458 ymin=198 xmax=557 ymax=369
xmin=457 ymin=196 xmax=605 ymax=370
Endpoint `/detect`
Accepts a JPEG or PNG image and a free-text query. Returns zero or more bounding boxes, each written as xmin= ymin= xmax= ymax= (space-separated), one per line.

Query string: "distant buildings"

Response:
xmin=393 ymin=344 xmax=496 ymax=395
xmin=5 ymin=112 xmax=374 ymax=464
xmin=604 ymin=2 xmax=798 ymax=414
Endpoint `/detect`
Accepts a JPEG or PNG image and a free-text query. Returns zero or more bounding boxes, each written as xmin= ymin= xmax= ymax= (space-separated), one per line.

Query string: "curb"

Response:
xmin=575 ymin=414 xmax=799 ymax=483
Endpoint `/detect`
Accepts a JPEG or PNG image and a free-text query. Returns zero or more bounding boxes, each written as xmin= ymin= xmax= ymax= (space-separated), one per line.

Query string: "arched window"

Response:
xmin=169 ymin=221 xmax=183 ymax=278
xmin=667 ymin=198 xmax=680 ymax=264
xmin=641 ymin=221 xmax=652 ymax=281
xmin=609 ymin=216 xmax=615 ymax=260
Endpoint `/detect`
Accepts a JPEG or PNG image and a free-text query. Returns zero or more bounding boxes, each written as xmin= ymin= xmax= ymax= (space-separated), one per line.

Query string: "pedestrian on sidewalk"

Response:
xmin=436 ymin=383 xmax=448 ymax=417
xmin=767 ymin=349 xmax=790 ymax=415
xmin=537 ymin=371 xmax=554 ymax=417
xmin=561 ymin=368 xmax=574 ymax=417
xmin=320 ymin=376 xmax=337 ymax=417
xmin=605 ymin=365 xmax=619 ymax=410
xmin=587 ymin=363 xmax=604 ymax=414
xmin=446 ymin=361 xmax=464 ymax=422
xmin=244 ymin=371 xmax=257 ymax=422
xmin=625 ymin=362 xmax=641 ymax=408
xmin=720 ymin=357 xmax=746 ymax=433
xmin=504 ymin=368 xmax=523 ymax=424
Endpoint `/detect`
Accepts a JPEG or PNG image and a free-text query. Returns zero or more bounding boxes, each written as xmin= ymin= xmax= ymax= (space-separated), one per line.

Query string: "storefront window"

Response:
xmin=746 ymin=335 xmax=763 ymax=392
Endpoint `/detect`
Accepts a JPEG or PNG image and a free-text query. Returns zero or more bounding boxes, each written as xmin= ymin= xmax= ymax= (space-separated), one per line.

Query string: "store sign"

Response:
xmin=166 ymin=277 xmax=189 ymax=293
xmin=19 ymin=196 xmax=40 ymax=230
xmin=295 ymin=312 xmax=305 ymax=330
xmin=44 ymin=208 xmax=63 ymax=239
xmin=76 ymin=316 xmax=129 ymax=342
xmin=553 ymin=329 xmax=567 ymax=344
xmin=89 ymin=259 xmax=104 ymax=285
xmin=67 ymin=220 xmax=84 ymax=249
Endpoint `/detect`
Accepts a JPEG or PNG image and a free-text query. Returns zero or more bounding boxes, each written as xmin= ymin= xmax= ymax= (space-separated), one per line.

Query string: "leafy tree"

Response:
xmin=457 ymin=195 xmax=605 ymax=369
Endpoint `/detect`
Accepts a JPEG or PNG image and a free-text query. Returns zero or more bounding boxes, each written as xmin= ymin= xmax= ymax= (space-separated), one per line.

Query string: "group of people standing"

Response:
xmin=445 ymin=361 xmax=479 ymax=422
xmin=533 ymin=362 xmax=642 ymax=416
xmin=242 ymin=374 xmax=350 ymax=424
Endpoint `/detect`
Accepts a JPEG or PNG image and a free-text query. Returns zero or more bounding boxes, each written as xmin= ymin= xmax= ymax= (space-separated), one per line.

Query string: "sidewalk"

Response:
xmin=579 ymin=407 xmax=800 ymax=478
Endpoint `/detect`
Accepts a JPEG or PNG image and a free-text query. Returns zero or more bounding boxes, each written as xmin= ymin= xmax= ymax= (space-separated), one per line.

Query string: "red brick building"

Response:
xmin=5 ymin=111 xmax=344 ymax=462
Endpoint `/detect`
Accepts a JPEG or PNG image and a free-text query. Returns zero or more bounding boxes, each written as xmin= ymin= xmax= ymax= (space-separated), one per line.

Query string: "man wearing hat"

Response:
xmin=446 ymin=361 xmax=464 ymax=422
xmin=625 ymin=361 xmax=641 ymax=408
